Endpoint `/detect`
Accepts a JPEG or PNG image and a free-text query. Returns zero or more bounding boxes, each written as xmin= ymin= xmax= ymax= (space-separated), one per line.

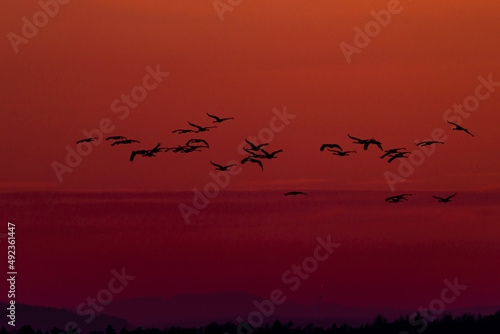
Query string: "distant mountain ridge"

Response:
xmin=3 ymin=293 xmax=500 ymax=331
xmin=0 ymin=302 xmax=128 ymax=333
xmin=99 ymin=291 xmax=500 ymax=328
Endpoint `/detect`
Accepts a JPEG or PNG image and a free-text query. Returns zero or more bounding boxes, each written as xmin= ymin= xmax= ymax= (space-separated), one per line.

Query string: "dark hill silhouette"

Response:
xmin=0 ymin=302 xmax=128 ymax=333
xmin=5 ymin=312 xmax=500 ymax=334
xmin=100 ymin=292 xmax=500 ymax=329
xmin=100 ymin=291 xmax=403 ymax=328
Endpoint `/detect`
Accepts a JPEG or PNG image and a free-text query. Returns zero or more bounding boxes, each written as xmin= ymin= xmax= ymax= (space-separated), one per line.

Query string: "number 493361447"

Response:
xmin=7 ymin=222 xmax=15 ymax=271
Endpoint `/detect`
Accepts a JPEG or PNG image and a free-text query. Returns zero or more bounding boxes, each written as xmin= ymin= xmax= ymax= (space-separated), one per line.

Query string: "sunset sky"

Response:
xmin=1 ymin=0 xmax=499 ymax=193
xmin=1 ymin=0 xmax=500 ymax=328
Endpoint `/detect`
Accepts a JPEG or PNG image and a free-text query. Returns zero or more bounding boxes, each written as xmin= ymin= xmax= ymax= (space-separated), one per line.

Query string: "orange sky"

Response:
xmin=2 ymin=2 xmax=500 ymax=326
xmin=1 ymin=0 xmax=500 ymax=192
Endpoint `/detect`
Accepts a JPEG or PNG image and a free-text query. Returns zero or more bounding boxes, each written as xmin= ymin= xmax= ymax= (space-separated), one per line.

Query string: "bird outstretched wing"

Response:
xmin=206 ymin=113 xmax=221 ymax=122
xmin=210 ymin=161 xmax=223 ymax=168
xmin=348 ymin=134 xmax=362 ymax=142
xmin=320 ymin=144 xmax=342 ymax=151
xmin=188 ymin=122 xmax=203 ymax=130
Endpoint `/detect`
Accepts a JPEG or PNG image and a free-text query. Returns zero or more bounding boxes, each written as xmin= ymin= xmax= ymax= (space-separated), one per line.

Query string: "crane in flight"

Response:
xmin=76 ymin=137 xmax=98 ymax=144
xmin=284 ymin=191 xmax=308 ymax=196
xmin=206 ymin=113 xmax=234 ymax=123
xmin=243 ymin=148 xmax=266 ymax=159
xmin=111 ymin=139 xmax=140 ymax=146
xmin=415 ymin=141 xmax=444 ymax=147
xmin=171 ymin=145 xmax=205 ymax=153
xmin=330 ymin=149 xmax=356 ymax=156
xmin=173 ymin=129 xmax=195 ymax=134
xmin=241 ymin=157 xmax=264 ymax=170
xmin=130 ymin=150 xmax=149 ymax=162
xmin=129 ymin=143 xmax=163 ymax=161
xmin=186 ymin=139 xmax=209 ymax=148
xmin=447 ymin=121 xmax=474 ymax=137
xmin=380 ymin=148 xmax=406 ymax=159
xmin=348 ymin=134 xmax=383 ymax=151
xmin=188 ymin=121 xmax=216 ymax=133
xmin=245 ymin=139 xmax=268 ymax=151
xmin=433 ymin=193 xmax=457 ymax=203
xmin=260 ymin=148 xmax=283 ymax=159
xmin=210 ymin=161 xmax=237 ymax=171
xmin=106 ymin=136 xmax=128 ymax=141
xmin=385 ymin=194 xmax=412 ymax=203
xmin=320 ymin=144 xmax=342 ymax=152
xmin=388 ymin=152 xmax=410 ymax=163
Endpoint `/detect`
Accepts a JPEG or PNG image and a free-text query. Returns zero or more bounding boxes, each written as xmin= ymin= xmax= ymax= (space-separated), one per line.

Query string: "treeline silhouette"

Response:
xmin=6 ymin=312 xmax=500 ymax=334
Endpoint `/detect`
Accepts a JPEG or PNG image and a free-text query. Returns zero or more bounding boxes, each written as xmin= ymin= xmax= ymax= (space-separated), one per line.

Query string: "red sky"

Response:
xmin=1 ymin=0 xmax=499 ymax=193
xmin=1 ymin=0 xmax=500 ymax=326
xmin=2 ymin=191 xmax=500 ymax=311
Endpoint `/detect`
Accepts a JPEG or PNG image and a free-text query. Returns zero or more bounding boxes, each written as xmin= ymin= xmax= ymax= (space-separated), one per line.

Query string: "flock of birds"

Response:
xmin=384 ymin=193 xmax=457 ymax=203
xmin=76 ymin=115 xmax=474 ymax=204
xmin=77 ymin=113 xmax=284 ymax=169
xmin=282 ymin=191 xmax=458 ymax=203
xmin=318 ymin=120 xmax=473 ymax=164
xmin=311 ymin=120 xmax=474 ymax=203
xmin=314 ymin=121 xmax=474 ymax=203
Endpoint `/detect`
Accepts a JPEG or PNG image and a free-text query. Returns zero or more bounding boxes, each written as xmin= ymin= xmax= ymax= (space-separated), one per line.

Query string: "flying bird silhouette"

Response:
xmin=129 ymin=143 xmax=163 ymax=161
xmin=76 ymin=137 xmax=97 ymax=144
xmin=241 ymin=157 xmax=264 ymax=170
xmin=243 ymin=148 xmax=266 ymax=159
xmin=447 ymin=121 xmax=474 ymax=137
xmin=380 ymin=148 xmax=406 ymax=159
xmin=433 ymin=193 xmax=457 ymax=203
xmin=260 ymin=148 xmax=283 ymax=159
xmin=330 ymin=150 xmax=356 ymax=156
xmin=181 ymin=146 xmax=203 ymax=153
xmin=245 ymin=139 xmax=268 ymax=151
xmin=188 ymin=122 xmax=216 ymax=133
xmin=172 ymin=129 xmax=195 ymax=134
xmin=348 ymin=135 xmax=383 ymax=150
xmin=284 ymin=191 xmax=308 ymax=196
xmin=385 ymin=194 xmax=412 ymax=203
xmin=206 ymin=113 xmax=234 ymax=123
xmin=348 ymin=134 xmax=365 ymax=144
xmin=129 ymin=150 xmax=149 ymax=162
xmin=388 ymin=152 xmax=410 ymax=163
xmin=320 ymin=144 xmax=342 ymax=152
xmin=149 ymin=143 xmax=163 ymax=154
xmin=366 ymin=139 xmax=383 ymax=151
xmin=415 ymin=141 xmax=444 ymax=147
xmin=106 ymin=136 xmax=127 ymax=141
xmin=111 ymin=139 xmax=140 ymax=146
xmin=170 ymin=145 xmax=203 ymax=153
xmin=186 ymin=139 xmax=209 ymax=148
xmin=210 ymin=161 xmax=237 ymax=171
xmin=170 ymin=145 xmax=187 ymax=153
